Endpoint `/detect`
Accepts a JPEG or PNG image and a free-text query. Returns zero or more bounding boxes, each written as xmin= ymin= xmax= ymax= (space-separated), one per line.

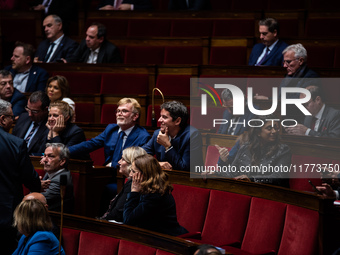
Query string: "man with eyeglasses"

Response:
xmin=12 ymin=91 xmax=50 ymax=155
xmin=248 ymin=18 xmax=288 ymax=66
xmin=279 ymin=43 xmax=320 ymax=99
xmin=69 ymin=98 xmax=150 ymax=167
xmin=254 ymin=43 xmax=320 ymax=100
xmin=285 ymin=86 xmax=340 ymax=138
xmin=0 ymin=99 xmax=41 ymax=255
xmin=0 ymin=69 xmax=26 ymax=117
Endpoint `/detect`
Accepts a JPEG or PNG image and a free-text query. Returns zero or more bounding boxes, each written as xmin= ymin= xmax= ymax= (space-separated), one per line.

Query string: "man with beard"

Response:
xmin=5 ymin=42 xmax=49 ymax=93
xmin=63 ymin=22 xmax=121 ymax=64
xmin=68 ymin=98 xmax=150 ymax=166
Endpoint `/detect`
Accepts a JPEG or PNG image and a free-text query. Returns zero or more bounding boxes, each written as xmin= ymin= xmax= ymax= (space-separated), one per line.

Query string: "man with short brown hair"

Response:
xmin=5 ymin=42 xmax=49 ymax=93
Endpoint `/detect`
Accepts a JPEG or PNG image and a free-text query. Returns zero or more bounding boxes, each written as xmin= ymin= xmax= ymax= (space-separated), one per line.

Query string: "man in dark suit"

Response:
xmin=98 ymin=0 xmax=152 ymax=10
xmin=12 ymin=91 xmax=50 ymax=155
xmin=279 ymin=43 xmax=320 ymax=99
xmin=248 ymin=18 xmax=288 ymax=66
xmin=285 ymin=86 xmax=340 ymax=138
xmin=41 ymin=143 xmax=74 ymax=213
xmin=168 ymin=0 xmax=211 ymax=10
xmin=65 ymin=22 xmax=122 ymax=64
xmin=255 ymin=43 xmax=320 ymax=101
xmin=0 ymin=99 xmax=41 ymax=255
xmin=5 ymin=41 xmax=49 ymax=93
xmin=34 ymin=15 xmax=78 ymax=63
xmin=0 ymin=69 xmax=26 ymax=117
xmin=143 ymin=101 xmax=203 ymax=171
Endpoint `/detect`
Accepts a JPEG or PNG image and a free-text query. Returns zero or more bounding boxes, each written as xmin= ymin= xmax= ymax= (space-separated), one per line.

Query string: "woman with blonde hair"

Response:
xmin=12 ymin=199 xmax=65 ymax=255
xmin=123 ymin=154 xmax=187 ymax=236
xmin=46 ymin=101 xmax=88 ymax=159
xmin=99 ymin=146 xmax=147 ymax=222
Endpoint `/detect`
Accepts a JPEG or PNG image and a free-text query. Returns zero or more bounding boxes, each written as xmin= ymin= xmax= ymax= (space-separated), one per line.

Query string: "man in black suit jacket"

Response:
xmin=285 ymin=86 xmax=340 ymax=138
xmin=65 ymin=22 xmax=122 ymax=64
xmin=98 ymin=0 xmax=152 ymax=10
xmin=0 ymin=99 xmax=41 ymax=255
xmin=35 ymin=15 xmax=78 ymax=63
xmin=12 ymin=91 xmax=50 ymax=155
xmin=5 ymin=41 xmax=49 ymax=93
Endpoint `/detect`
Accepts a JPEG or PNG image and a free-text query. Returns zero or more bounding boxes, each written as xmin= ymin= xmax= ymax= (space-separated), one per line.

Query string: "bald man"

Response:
xmin=23 ymin=192 xmax=48 ymax=209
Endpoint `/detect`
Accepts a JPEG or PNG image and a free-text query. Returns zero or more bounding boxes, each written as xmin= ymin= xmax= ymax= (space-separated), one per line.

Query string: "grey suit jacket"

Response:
xmin=42 ymin=169 xmax=74 ymax=213
xmin=304 ymin=105 xmax=340 ymax=138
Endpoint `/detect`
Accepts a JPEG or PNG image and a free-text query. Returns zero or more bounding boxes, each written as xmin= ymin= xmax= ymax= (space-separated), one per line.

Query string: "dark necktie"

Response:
xmin=25 ymin=122 xmax=39 ymax=144
xmin=44 ymin=42 xmax=55 ymax=62
xmin=256 ymin=47 xmax=270 ymax=66
xmin=310 ymin=117 xmax=317 ymax=131
xmin=111 ymin=131 xmax=126 ymax=168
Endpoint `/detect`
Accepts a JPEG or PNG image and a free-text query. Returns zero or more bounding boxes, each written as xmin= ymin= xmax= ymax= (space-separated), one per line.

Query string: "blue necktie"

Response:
xmin=256 ymin=47 xmax=269 ymax=66
xmin=111 ymin=131 xmax=126 ymax=168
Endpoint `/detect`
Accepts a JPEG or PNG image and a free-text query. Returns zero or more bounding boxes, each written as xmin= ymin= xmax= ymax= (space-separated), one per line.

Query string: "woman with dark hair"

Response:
xmin=46 ymin=75 xmax=75 ymax=112
xmin=219 ymin=115 xmax=291 ymax=187
xmin=12 ymin=199 xmax=65 ymax=255
xmin=123 ymin=154 xmax=187 ymax=236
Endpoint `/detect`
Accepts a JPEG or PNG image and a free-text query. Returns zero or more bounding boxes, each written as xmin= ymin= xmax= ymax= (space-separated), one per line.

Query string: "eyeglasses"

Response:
xmin=25 ymin=106 xmax=41 ymax=114
xmin=282 ymin=58 xmax=299 ymax=65
xmin=4 ymin=115 xmax=15 ymax=121
xmin=116 ymin=109 xmax=132 ymax=114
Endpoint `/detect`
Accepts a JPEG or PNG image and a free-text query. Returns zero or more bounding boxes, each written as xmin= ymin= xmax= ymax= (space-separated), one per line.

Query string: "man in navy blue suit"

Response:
xmin=0 ymin=99 xmax=41 ymax=255
xmin=248 ymin=18 xmax=288 ymax=67
xmin=69 ymin=98 xmax=150 ymax=167
xmin=5 ymin=42 xmax=49 ymax=93
xmin=143 ymin=101 xmax=203 ymax=171
xmin=34 ymin=15 xmax=78 ymax=63
xmin=0 ymin=70 xmax=26 ymax=117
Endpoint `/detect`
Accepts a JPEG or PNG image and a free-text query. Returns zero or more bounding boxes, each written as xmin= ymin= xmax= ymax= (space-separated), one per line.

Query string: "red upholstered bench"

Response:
xmin=62 ymin=228 xmax=180 ymax=255
xmin=172 ymin=184 xmax=320 ymax=255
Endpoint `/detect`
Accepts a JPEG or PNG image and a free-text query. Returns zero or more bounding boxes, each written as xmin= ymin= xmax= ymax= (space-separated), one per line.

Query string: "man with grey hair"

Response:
xmin=255 ymin=43 xmax=320 ymax=100
xmin=248 ymin=18 xmax=288 ymax=66
xmin=34 ymin=15 xmax=78 ymax=63
xmin=0 ymin=69 xmax=26 ymax=117
xmin=41 ymin=143 xmax=74 ymax=213
xmin=0 ymin=99 xmax=41 ymax=255
xmin=279 ymin=43 xmax=320 ymax=98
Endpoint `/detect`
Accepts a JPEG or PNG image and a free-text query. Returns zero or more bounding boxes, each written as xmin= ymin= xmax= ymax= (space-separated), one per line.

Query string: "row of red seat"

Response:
xmin=172 ymin=183 xmax=319 ymax=255
xmin=114 ymin=44 xmax=340 ymax=68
